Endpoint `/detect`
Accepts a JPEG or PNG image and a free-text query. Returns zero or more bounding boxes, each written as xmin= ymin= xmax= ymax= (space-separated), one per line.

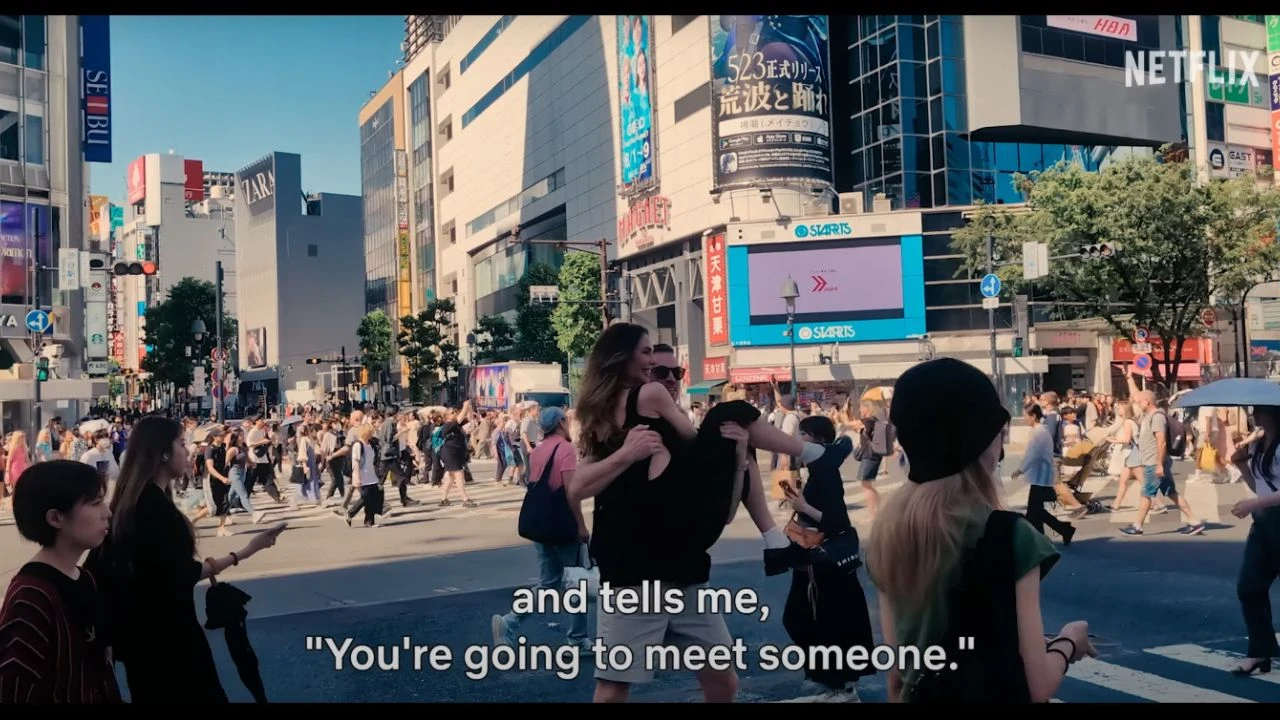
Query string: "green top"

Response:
xmin=870 ymin=505 xmax=1059 ymax=701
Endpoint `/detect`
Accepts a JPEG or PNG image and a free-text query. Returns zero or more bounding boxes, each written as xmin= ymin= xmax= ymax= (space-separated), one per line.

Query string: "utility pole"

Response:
xmin=339 ymin=345 xmax=347 ymax=405
xmin=986 ymin=233 xmax=999 ymax=381
xmin=598 ymin=237 xmax=610 ymax=329
xmin=30 ymin=235 xmax=42 ymax=443
xmin=214 ymin=260 xmax=224 ymax=423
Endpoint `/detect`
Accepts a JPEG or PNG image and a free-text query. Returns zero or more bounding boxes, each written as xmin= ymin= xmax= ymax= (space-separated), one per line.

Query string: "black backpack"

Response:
xmin=910 ymin=510 xmax=1032 ymax=704
xmin=517 ymin=444 xmax=579 ymax=545
xmin=1162 ymin=412 xmax=1187 ymax=457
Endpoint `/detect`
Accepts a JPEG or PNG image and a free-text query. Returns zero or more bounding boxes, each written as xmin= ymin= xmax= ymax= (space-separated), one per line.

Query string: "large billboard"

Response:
xmin=1269 ymin=16 xmax=1280 ymax=177
xmin=81 ymin=16 xmax=113 ymax=163
xmin=127 ymin=156 xmax=146 ymax=204
xmin=184 ymin=159 xmax=205 ymax=202
xmin=237 ymin=155 xmax=277 ymax=217
xmin=88 ymin=195 xmax=110 ymax=244
xmin=617 ymin=15 xmax=656 ymax=195
xmin=395 ymin=149 xmax=412 ymax=321
xmin=727 ymin=232 xmax=925 ymax=346
xmin=470 ymin=364 xmax=511 ymax=410
xmin=245 ymin=327 xmax=267 ymax=368
xmin=0 ymin=201 xmax=51 ymax=300
xmin=708 ymin=16 xmax=833 ymax=192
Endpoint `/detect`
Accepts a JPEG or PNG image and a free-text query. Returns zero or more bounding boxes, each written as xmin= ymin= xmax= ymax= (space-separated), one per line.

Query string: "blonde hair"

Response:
xmin=354 ymin=424 xmax=375 ymax=442
xmin=867 ymin=461 xmax=1004 ymax=615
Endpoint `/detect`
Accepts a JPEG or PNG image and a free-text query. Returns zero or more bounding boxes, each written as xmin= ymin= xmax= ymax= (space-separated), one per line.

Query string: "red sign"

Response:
xmin=730 ymin=367 xmax=790 ymax=384
xmin=1272 ymin=110 xmax=1280 ymax=170
xmin=705 ymin=231 xmax=729 ymax=346
xmin=703 ymin=356 xmax=729 ymax=381
xmin=183 ymin=159 xmax=204 ymax=202
xmin=1112 ymin=337 xmax=1210 ymax=364
xmin=127 ymin=156 xmax=146 ymax=204
xmin=618 ymin=195 xmax=671 ymax=250
xmin=1201 ymin=308 xmax=1216 ymax=327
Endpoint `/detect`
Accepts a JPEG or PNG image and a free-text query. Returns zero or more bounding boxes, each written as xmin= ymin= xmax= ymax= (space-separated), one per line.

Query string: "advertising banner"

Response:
xmin=1270 ymin=17 xmax=1280 ymax=177
xmin=245 ymin=327 xmax=267 ymax=368
xmin=237 ymin=155 xmax=277 ymax=217
xmin=703 ymin=356 xmax=729 ymax=381
xmin=1045 ymin=15 xmax=1137 ymax=42
xmin=708 ymin=16 xmax=833 ymax=192
xmin=127 ymin=157 xmax=146 ymax=204
xmin=88 ymin=195 xmax=109 ymax=243
xmin=0 ymin=201 xmax=50 ymax=300
xmin=617 ymin=15 xmax=656 ymax=195
xmin=398 ymin=230 xmax=412 ymax=320
xmin=472 ymin=364 xmax=511 ymax=410
xmin=183 ymin=159 xmax=205 ymax=202
xmin=86 ymin=303 xmax=108 ymax=359
xmin=80 ymin=16 xmax=112 ymax=164
xmin=727 ymin=233 xmax=926 ymax=346
xmin=704 ymin=232 xmax=729 ymax=346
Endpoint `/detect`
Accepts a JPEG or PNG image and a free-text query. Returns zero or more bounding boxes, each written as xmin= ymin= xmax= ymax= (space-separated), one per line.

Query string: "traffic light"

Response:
xmin=1077 ymin=243 xmax=1120 ymax=260
xmin=1013 ymin=336 xmax=1024 ymax=358
xmin=305 ymin=357 xmax=324 ymax=364
xmin=35 ymin=357 xmax=49 ymax=382
xmin=112 ymin=261 xmax=158 ymax=276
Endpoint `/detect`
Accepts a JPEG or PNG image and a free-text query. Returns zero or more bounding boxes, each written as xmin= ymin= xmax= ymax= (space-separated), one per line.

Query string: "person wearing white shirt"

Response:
xmin=79 ymin=435 xmax=120 ymax=482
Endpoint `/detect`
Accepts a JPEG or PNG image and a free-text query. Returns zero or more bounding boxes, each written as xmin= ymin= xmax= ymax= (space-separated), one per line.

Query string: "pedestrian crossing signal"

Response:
xmin=36 ymin=357 xmax=48 ymax=382
xmin=1013 ymin=336 xmax=1024 ymax=358
xmin=112 ymin=261 xmax=158 ymax=276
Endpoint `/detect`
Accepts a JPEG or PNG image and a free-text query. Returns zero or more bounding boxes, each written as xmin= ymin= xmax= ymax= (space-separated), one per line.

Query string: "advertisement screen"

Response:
xmin=727 ymin=234 xmax=926 ymax=346
xmin=0 ymin=201 xmax=50 ymax=300
xmin=471 ymin=364 xmax=510 ymax=410
xmin=709 ymin=16 xmax=833 ymax=191
xmin=746 ymin=240 xmax=904 ymax=324
xmin=617 ymin=15 xmax=656 ymax=194
xmin=245 ymin=327 xmax=267 ymax=368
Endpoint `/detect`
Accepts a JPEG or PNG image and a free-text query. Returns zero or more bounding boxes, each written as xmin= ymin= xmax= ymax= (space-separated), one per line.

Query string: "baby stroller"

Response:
xmin=1060 ymin=435 xmax=1111 ymax=515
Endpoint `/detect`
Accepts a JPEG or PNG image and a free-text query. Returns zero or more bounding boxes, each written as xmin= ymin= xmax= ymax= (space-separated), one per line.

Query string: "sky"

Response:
xmin=90 ymin=15 xmax=404 ymax=203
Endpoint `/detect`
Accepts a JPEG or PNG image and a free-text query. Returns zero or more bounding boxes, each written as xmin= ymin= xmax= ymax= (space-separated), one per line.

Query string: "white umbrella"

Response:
xmin=1172 ymin=378 xmax=1280 ymax=408
xmin=193 ymin=423 xmax=226 ymax=443
xmin=79 ymin=418 xmax=110 ymax=435
xmin=279 ymin=416 xmax=304 ymax=428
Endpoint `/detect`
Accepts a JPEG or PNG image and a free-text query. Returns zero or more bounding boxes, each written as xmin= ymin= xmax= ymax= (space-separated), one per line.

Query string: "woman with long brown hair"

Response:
xmin=87 ymin=416 xmax=285 ymax=703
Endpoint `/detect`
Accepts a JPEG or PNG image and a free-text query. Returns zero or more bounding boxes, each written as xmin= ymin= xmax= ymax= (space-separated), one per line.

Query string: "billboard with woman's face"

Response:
xmin=245 ymin=327 xmax=266 ymax=369
xmin=617 ymin=15 xmax=657 ymax=195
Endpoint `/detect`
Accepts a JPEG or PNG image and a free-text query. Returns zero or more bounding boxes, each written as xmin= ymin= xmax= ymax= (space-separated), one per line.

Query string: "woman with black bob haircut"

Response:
xmin=0 ymin=460 xmax=120 ymax=703
xmin=86 ymin=416 xmax=285 ymax=703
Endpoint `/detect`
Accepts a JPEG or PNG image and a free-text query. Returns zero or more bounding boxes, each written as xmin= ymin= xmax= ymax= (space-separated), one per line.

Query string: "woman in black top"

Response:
xmin=781 ymin=415 xmax=874 ymax=700
xmin=438 ymin=403 xmax=477 ymax=508
xmin=86 ymin=416 xmax=285 ymax=703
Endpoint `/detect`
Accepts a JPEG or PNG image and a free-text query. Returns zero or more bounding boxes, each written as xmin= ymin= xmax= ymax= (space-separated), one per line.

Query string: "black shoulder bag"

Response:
xmin=517 ymin=444 xmax=579 ymax=546
xmin=911 ymin=509 xmax=1032 ymax=704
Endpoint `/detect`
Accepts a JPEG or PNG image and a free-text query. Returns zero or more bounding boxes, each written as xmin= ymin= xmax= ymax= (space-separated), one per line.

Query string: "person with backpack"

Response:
xmin=852 ymin=400 xmax=893 ymax=520
xmin=491 ymin=407 xmax=591 ymax=653
xmin=1118 ymin=368 xmax=1206 ymax=537
xmin=867 ymin=358 xmax=1096 ymax=703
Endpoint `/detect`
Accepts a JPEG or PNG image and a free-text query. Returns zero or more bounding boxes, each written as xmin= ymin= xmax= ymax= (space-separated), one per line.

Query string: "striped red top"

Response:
xmin=0 ymin=563 xmax=121 ymax=704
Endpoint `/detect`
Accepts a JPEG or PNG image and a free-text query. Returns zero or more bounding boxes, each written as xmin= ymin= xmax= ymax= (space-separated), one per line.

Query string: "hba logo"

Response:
xmin=794 ymin=222 xmax=853 ymax=239
xmin=797 ymin=325 xmax=856 ymax=341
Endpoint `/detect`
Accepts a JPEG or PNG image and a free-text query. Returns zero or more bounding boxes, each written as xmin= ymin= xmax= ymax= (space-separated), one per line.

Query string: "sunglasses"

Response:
xmin=651 ymin=366 xmax=685 ymax=381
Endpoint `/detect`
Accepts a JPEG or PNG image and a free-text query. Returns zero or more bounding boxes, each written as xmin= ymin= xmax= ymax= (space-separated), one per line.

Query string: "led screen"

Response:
xmin=746 ymin=239 xmax=904 ymax=324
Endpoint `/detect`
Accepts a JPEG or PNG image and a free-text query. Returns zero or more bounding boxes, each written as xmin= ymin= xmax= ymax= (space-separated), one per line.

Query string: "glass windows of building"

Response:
xmin=462 ymin=15 xmax=591 ymax=128
xmin=1019 ymin=15 xmax=1159 ymax=69
xmin=0 ymin=16 xmax=45 ymax=71
xmin=459 ymin=15 xmax=516 ymax=74
xmin=0 ymin=109 xmax=17 ymax=160
xmin=408 ymin=70 xmax=437 ymax=308
xmin=22 ymin=111 xmax=40 ymax=164
xmin=360 ymin=99 xmax=396 ymax=316
xmin=465 ymin=168 xmax=565 ymax=238
xmin=472 ymin=216 xmax=567 ymax=307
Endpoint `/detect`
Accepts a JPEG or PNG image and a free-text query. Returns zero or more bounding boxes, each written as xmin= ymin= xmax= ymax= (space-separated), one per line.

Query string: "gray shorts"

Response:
xmin=594 ymin=582 xmax=735 ymax=684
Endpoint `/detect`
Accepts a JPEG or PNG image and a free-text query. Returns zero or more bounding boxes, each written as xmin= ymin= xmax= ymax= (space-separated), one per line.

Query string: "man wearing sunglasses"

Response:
xmin=650 ymin=344 xmax=685 ymax=401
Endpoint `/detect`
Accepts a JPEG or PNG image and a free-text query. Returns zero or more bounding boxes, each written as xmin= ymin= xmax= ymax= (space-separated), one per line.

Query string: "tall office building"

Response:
xmin=0 ymin=15 xmax=103 ymax=428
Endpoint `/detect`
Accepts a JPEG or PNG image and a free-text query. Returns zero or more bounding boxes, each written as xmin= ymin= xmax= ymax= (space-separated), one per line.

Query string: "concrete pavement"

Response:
xmin=1 ymin=451 xmax=1273 ymax=702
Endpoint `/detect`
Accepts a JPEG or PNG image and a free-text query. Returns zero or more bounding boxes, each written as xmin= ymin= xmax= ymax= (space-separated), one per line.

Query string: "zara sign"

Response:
xmin=237 ymin=155 xmax=277 ymax=217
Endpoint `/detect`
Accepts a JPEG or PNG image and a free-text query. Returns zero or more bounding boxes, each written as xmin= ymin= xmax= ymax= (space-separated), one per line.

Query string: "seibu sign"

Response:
xmin=619 ymin=194 xmax=671 ymax=251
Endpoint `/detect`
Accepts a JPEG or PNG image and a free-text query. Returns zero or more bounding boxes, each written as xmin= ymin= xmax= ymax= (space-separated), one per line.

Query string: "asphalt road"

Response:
xmin=4 ymin=451 xmax=1275 ymax=702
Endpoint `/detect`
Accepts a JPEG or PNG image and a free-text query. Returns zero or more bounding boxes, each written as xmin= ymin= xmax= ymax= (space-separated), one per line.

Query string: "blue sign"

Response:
xmin=727 ymin=235 xmax=927 ymax=347
xmin=616 ymin=15 xmax=655 ymax=192
xmin=80 ymin=16 xmax=113 ymax=163
xmin=1134 ymin=354 xmax=1153 ymax=371
xmin=24 ymin=309 xmax=50 ymax=334
xmin=794 ymin=222 xmax=853 ymax=239
xmin=980 ymin=273 xmax=1002 ymax=298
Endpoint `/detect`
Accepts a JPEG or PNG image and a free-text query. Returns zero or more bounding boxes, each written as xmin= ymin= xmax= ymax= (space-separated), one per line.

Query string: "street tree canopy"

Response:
xmin=357 ymin=309 xmax=394 ymax=374
xmin=398 ymin=299 xmax=460 ymax=403
xmin=515 ymin=262 xmax=563 ymax=365
xmin=951 ymin=155 xmax=1280 ymax=389
xmin=473 ymin=314 xmax=515 ymax=363
xmin=552 ymin=251 xmax=604 ymax=362
xmin=141 ymin=276 xmax=237 ymax=390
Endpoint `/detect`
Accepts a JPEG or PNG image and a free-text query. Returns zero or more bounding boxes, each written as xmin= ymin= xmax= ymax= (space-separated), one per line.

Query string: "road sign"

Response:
xmin=980 ymin=273 xmax=1002 ymax=298
xmin=1133 ymin=327 xmax=1149 ymax=343
xmin=1133 ymin=353 xmax=1153 ymax=371
xmin=1201 ymin=308 xmax=1217 ymax=327
xmin=211 ymin=347 xmax=226 ymax=362
xmin=981 ymin=296 xmax=1000 ymax=310
xmin=24 ymin=309 xmax=51 ymax=334
xmin=1132 ymin=342 xmax=1153 ymax=354
xmin=87 ymin=360 xmax=109 ymax=376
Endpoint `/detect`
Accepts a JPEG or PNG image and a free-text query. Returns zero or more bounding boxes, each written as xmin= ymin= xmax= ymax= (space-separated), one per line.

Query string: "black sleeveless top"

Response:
xmin=590 ymin=386 xmax=711 ymax=588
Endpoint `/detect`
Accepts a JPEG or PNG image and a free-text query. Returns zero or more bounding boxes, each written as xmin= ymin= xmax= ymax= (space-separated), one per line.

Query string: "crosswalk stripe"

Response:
xmin=1144 ymin=644 xmax=1280 ymax=685
xmin=1069 ymin=656 xmax=1254 ymax=703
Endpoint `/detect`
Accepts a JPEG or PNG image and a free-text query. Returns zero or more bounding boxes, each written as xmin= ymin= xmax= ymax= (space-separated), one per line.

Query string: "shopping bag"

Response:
xmin=563 ymin=544 xmax=599 ymax=598
xmin=1198 ymin=445 xmax=1218 ymax=471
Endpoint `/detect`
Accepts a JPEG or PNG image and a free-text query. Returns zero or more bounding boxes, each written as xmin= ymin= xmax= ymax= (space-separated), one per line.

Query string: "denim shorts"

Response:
xmin=857 ymin=455 xmax=883 ymax=481
xmin=1141 ymin=464 xmax=1175 ymax=498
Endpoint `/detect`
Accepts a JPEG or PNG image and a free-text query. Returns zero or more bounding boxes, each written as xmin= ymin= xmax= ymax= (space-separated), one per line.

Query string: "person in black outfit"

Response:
xmin=437 ymin=403 xmax=477 ymax=508
xmin=86 ymin=416 xmax=286 ymax=703
xmin=780 ymin=415 xmax=874 ymax=701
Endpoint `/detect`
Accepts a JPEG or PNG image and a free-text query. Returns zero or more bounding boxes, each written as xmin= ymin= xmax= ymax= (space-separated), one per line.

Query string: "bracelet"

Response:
xmin=1048 ymin=647 xmax=1071 ymax=669
xmin=230 ymin=551 xmax=240 ymax=566
xmin=203 ymin=556 xmax=218 ymax=578
xmin=1048 ymin=637 xmax=1077 ymax=660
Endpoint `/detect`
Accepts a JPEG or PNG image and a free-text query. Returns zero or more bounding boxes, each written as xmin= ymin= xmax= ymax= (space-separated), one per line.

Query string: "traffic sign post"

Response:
xmin=1201 ymin=308 xmax=1216 ymax=328
xmin=24 ymin=309 xmax=51 ymax=334
xmin=1134 ymin=353 xmax=1153 ymax=372
xmin=980 ymin=273 xmax=1002 ymax=298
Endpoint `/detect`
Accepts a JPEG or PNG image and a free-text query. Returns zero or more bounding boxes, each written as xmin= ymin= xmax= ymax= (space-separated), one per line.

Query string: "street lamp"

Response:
xmin=780 ymin=276 xmax=799 ymax=396
xmin=191 ymin=318 xmax=206 ymax=342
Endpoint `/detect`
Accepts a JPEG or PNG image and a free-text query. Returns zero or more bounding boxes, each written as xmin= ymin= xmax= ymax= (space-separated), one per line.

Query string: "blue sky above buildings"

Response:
xmin=89 ymin=15 xmax=403 ymax=202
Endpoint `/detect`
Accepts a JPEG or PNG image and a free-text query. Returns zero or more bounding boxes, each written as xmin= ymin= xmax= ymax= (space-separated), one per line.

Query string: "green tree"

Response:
xmin=951 ymin=155 xmax=1280 ymax=388
xmin=552 ymin=251 xmax=604 ymax=361
xmin=514 ymin=262 xmax=563 ymax=364
xmin=357 ymin=309 xmax=394 ymax=378
xmin=108 ymin=359 xmax=124 ymax=400
xmin=397 ymin=298 xmax=461 ymax=402
xmin=140 ymin=277 xmax=238 ymax=390
xmin=473 ymin=315 xmax=515 ymax=363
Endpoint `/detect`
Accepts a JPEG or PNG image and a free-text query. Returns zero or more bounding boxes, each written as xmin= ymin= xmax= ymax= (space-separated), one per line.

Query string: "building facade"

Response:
xmin=0 ymin=15 xmax=102 ymax=429
xmin=115 ymin=152 xmax=237 ymax=374
xmin=233 ymin=152 xmax=364 ymax=410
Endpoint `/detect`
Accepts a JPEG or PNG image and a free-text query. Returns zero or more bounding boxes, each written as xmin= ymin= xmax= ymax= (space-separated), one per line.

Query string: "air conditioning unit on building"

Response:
xmin=871 ymin=193 xmax=892 ymax=214
xmin=837 ymin=192 xmax=864 ymax=215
